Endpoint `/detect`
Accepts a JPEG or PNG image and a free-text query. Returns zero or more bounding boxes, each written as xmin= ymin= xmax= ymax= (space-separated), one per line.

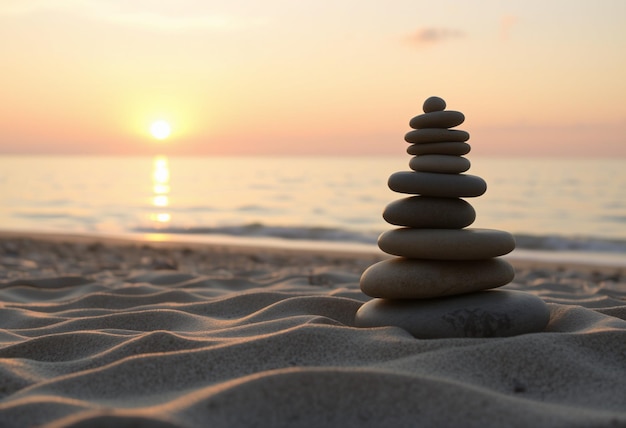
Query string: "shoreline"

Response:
xmin=2 ymin=229 xmax=625 ymax=274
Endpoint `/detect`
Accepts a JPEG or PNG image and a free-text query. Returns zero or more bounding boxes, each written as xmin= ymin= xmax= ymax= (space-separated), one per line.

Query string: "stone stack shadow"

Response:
xmin=355 ymin=96 xmax=550 ymax=338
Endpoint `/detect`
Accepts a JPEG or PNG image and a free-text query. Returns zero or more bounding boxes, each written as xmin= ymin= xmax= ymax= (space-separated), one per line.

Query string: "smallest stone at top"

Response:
xmin=423 ymin=96 xmax=446 ymax=113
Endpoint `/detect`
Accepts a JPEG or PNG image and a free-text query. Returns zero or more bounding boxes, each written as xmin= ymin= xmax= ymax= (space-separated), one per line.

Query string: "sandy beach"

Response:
xmin=0 ymin=231 xmax=625 ymax=427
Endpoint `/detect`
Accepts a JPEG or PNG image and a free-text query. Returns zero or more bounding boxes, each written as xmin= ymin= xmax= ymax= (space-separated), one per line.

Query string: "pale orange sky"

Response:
xmin=1 ymin=0 xmax=625 ymax=156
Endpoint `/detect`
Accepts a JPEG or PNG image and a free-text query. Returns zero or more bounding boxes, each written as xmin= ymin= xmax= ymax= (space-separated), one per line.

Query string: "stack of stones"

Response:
xmin=355 ymin=96 xmax=550 ymax=338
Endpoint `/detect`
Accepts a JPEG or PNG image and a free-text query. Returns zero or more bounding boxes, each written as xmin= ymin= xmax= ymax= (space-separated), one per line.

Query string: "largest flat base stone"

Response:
xmin=355 ymin=289 xmax=550 ymax=338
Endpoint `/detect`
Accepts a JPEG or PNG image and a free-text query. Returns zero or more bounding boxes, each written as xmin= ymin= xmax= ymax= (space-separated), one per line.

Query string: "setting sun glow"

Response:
xmin=150 ymin=121 xmax=171 ymax=140
xmin=1 ymin=2 xmax=624 ymax=157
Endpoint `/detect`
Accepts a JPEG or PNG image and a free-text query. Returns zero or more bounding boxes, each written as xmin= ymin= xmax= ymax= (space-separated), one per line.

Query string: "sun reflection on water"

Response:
xmin=150 ymin=156 xmax=171 ymax=225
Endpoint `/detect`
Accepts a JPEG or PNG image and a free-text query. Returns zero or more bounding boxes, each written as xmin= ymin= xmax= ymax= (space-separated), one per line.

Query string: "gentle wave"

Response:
xmin=132 ymin=223 xmax=626 ymax=253
xmin=133 ymin=224 xmax=381 ymax=245
xmin=513 ymin=234 xmax=626 ymax=253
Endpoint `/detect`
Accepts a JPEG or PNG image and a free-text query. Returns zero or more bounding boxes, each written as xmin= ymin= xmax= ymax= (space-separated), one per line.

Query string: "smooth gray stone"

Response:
xmin=355 ymin=289 xmax=550 ymax=338
xmin=378 ymin=228 xmax=515 ymax=259
xmin=409 ymin=111 xmax=465 ymax=129
xmin=409 ymin=155 xmax=470 ymax=173
xmin=405 ymin=129 xmax=469 ymax=144
xmin=423 ymin=96 xmax=446 ymax=113
xmin=383 ymin=196 xmax=475 ymax=229
xmin=407 ymin=142 xmax=471 ymax=156
xmin=360 ymin=258 xmax=515 ymax=299
xmin=388 ymin=171 xmax=487 ymax=197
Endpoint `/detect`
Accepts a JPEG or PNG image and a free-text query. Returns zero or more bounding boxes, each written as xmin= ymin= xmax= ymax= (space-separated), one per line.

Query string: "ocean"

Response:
xmin=2 ymin=155 xmax=626 ymax=256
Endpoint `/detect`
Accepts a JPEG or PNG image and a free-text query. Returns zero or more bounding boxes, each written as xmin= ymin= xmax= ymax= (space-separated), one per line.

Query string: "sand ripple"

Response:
xmin=0 ymin=270 xmax=625 ymax=427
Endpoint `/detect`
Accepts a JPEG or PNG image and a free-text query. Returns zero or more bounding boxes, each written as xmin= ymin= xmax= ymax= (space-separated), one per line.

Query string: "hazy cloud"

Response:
xmin=406 ymin=27 xmax=465 ymax=48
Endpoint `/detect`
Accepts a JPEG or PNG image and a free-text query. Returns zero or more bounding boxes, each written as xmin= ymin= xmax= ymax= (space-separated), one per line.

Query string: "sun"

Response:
xmin=150 ymin=120 xmax=171 ymax=140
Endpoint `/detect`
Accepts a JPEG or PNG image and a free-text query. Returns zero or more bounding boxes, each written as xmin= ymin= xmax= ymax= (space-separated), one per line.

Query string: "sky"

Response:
xmin=1 ymin=0 xmax=625 ymax=157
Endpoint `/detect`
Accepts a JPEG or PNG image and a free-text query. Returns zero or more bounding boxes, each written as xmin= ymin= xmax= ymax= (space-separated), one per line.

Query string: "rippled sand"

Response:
xmin=0 ymin=233 xmax=625 ymax=427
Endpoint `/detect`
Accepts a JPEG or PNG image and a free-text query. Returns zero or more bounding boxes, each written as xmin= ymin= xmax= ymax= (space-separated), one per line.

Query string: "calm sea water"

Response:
xmin=2 ymin=155 xmax=626 ymax=253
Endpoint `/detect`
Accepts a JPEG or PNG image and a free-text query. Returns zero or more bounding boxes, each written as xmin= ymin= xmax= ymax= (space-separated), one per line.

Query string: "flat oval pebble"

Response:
xmin=405 ymin=129 xmax=469 ymax=144
xmin=359 ymin=258 xmax=514 ymax=299
xmin=388 ymin=171 xmax=486 ymax=197
xmin=409 ymin=155 xmax=470 ymax=173
xmin=383 ymin=196 xmax=475 ymax=229
xmin=407 ymin=142 xmax=471 ymax=156
xmin=355 ymin=289 xmax=550 ymax=338
xmin=378 ymin=228 xmax=515 ymax=259
xmin=409 ymin=111 xmax=465 ymax=129
xmin=423 ymin=96 xmax=446 ymax=112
